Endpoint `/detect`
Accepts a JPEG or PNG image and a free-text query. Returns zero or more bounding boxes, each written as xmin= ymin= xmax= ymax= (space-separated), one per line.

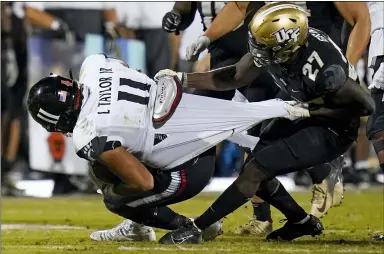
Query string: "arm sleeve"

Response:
xmin=76 ymin=136 xmax=123 ymax=162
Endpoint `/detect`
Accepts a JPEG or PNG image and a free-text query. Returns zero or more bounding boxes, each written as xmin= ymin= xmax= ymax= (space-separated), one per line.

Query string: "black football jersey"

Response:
xmin=265 ymin=28 xmax=360 ymax=133
xmin=267 ymin=28 xmax=357 ymax=103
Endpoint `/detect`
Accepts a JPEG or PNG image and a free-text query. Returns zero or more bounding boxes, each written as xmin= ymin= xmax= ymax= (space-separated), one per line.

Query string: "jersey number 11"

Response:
xmin=118 ymin=78 xmax=150 ymax=105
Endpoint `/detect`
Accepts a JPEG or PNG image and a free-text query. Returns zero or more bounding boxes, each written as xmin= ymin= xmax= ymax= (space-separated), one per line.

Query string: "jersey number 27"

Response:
xmin=302 ymin=51 xmax=324 ymax=82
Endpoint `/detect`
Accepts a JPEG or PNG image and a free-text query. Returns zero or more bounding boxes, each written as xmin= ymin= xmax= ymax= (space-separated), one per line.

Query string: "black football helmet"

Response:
xmin=27 ymin=73 xmax=82 ymax=133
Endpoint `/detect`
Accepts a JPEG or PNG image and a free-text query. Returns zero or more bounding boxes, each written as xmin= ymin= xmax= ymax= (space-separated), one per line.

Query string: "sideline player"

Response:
xmin=27 ymin=54 xmax=307 ymax=241
xmin=182 ymin=1 xmax=371 ymax=234
xmin=157 ymin=2 xmax=374 ymax=244
xmin=365 ymin=1 xmax=384 ymax=242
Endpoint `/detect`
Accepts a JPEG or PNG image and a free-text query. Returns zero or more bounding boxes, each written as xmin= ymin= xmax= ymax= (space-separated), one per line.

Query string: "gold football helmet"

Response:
xmin=248 ymin=2 xmax=309 ymax=66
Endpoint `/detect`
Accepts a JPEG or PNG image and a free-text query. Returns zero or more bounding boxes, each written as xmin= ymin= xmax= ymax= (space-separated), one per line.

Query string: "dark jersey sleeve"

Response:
xmin=303 ymin=28 xmax=355 ymax=97
xmin=303 ymin=29 xmax=374 ymax=119
xmin=76 ymin=136 xmax=122 ymax=162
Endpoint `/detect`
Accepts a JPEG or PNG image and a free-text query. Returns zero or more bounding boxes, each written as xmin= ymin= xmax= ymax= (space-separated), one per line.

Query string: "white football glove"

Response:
xmin=368 ymin=62 xmax=384 ymax=90
xmin=283 ymin=101 xmax=310 ymax=121
xmin=186 ymin=35 xmax=210 ymax=62
xmin=154 ymin=69 xmax=185 ymax=85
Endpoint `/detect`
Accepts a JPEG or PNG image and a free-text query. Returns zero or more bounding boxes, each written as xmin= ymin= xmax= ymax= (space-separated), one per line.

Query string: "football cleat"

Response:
xmin=159 ymin=219 xmax=202 ymax=244
xmin=372 ymin=234 xmax=384 ymax=241
xmin=235 ymin=217 xmax=273 ymax=236
xmin=310 ymin=180 xmax=333 ymax=218
xmin=266 ymin=215 xmax=323 ymax=241
xmin=90 ymin=219 xmax=156 ymax=242
xmin=331 ymin=156 xmax=345 ymax=207
xmin=202 ymin=220 xmax=224 ymax=241
xmin=310 ymin=156 xmax=344 ymax=218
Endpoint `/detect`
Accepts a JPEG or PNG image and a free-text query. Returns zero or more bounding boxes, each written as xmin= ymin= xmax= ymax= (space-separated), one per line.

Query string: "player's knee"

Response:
xmin=104 ymin=200 xmax=138 ymax=219
xmin=235 ymin=159 xmax=268 ymax=198
xmin=257 ymin=178 xmax=280 ymax=197
xmin=104 ymin=198 xmax=123 ymax=215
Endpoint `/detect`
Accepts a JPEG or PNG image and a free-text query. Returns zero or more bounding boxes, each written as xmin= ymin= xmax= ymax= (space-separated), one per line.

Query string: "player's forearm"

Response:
xmin=346 ymin=15 xmax=370 ymax=65
xmin=24 ymin=7 xmax=56 ymax=29
xmin=309 ymin=107 xmax=364 ymax=119
xmin=185 ymin=64 xmax=254 ymax=91
xmin=173 ymin=2 xmax=197 ymax=30
xmin=183 ymin=53 xmax=260 ymax=91
xmin=99 ymin=148 xmax=154 ymax=192
xmin=185 ymin=65 xmax=238 ymax=91
xmin=203 ymin=2 xmax=249 ymax=42
xmin=310 ymin=79 xmax=375 ymax=119
xmin=335 ymin=2 xmax=371 ymax=65
xmin=169 ymin=32 xmax=182 ymax=69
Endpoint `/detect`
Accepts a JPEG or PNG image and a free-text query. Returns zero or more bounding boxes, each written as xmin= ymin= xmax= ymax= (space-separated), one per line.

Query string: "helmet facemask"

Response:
xmin=54 ymin=77 xmax=81 ymax=133
xmin=248 ymin=32 xmax=273 ymax=67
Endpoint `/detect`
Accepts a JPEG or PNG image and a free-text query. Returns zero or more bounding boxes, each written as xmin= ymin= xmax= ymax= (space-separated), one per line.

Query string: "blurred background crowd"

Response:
xmin=1 ymin=1 xmax=382 ymax=197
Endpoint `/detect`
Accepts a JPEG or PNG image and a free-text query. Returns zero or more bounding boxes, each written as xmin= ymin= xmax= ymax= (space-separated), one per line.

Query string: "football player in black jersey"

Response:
xmin=180 ymin=1 xmax=371 ymax=234
xmin=162 ymin=2 xmax=278 ymax=235
xmin=156 ymin=2 xmax=374 ymax=243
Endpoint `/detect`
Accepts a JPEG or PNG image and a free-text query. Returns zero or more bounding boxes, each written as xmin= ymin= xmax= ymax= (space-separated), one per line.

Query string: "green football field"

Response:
xmin=2 ymin=190 xmax=383 ymax=254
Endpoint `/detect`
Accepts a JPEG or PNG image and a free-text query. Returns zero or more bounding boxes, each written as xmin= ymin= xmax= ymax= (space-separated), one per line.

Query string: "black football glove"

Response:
xmin=162 ymin=11 xmax=181 ymax=35
xmin=52 ymin=19 xmax=75 ymax=44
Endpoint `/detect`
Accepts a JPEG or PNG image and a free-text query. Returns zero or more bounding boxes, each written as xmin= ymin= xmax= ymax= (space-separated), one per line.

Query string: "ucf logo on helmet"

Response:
xmin=272 ymin=27 xmax=300 ymax=44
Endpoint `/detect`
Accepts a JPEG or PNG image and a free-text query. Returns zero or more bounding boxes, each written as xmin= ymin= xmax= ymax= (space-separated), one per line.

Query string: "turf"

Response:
xmin=1 ymin=190 xmax=383 ymax=254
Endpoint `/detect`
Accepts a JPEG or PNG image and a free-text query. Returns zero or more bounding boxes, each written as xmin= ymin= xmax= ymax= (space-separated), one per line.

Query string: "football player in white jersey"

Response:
xmin=365 ymin=1 xmax=384 ymax=242
xmin=27 ymin=53 xmax=311 ymax=242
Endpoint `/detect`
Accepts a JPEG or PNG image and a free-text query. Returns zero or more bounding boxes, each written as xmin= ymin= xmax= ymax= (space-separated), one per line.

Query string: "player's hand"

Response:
xmin=368 ymin=63 xmax=384 ymax=90
xmin=162 ymin=11 xmax=182 ymax=35
xmin=51 ymin=19 xmax=75 ymax=45
xmin=186 ymin=35 xmax=210 ymax=62
xmin=283 ymin=101 xmax=310 ymax=121
xmin=154 ymin=69 xmax=185 ymax=85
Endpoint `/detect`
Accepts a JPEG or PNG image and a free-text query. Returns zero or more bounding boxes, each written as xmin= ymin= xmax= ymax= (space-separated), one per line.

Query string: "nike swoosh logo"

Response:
xmin=291 ymin=89 xmax=300 ymax=93
xmin=317 ymin=193 xmax=328 ymax=213
xmin=171 ymin=234 xmax=194 ymax=244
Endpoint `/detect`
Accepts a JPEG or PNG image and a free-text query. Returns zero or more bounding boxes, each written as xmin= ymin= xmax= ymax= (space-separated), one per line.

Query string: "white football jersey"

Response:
xmin=73 ymin=54 xmax=288 ymax=170
xmin=73 ymin=54 xmax=157 ymax=164
xmin=367 ymin=1 xmax=384 ymax=64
